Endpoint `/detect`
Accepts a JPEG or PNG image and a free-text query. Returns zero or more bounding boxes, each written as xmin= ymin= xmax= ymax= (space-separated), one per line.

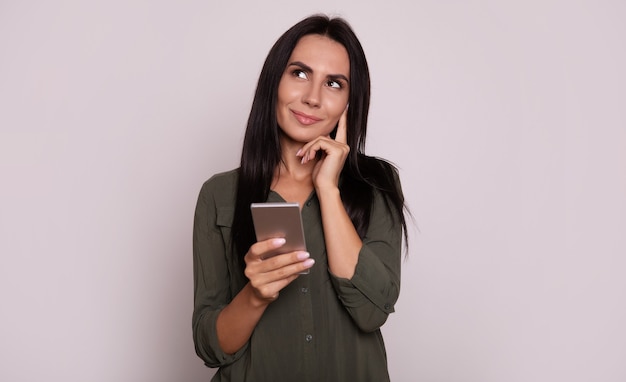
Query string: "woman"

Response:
xmin=193 ymin=14 xmax=408 ymax=382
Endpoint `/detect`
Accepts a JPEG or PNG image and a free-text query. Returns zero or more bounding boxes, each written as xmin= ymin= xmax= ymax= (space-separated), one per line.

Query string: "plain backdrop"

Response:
xmin=1 ymin=1 xmax=625 ymax=381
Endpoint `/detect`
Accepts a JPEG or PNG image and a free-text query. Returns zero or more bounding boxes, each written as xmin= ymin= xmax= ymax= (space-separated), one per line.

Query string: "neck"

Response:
xmin=277 ymin=137 xmax=316 ymax=181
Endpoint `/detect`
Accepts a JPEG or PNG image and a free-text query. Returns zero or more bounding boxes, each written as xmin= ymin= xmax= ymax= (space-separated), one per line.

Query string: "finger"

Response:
xmin=264 ymin=251 xmax=313 ymax=271
xmin=249 ymin=247 xmax=312 ymax=272
xmin=335 ymin=106 xmax=348 ymax=144
xmin=248 ymin=238 xmax=286 ymax=261
xmin=300 ymin=140 xmax=322 ymax=164
xmin=264 ymin=255 xmax=315 ymax=281
xmin=300 ymin=137 xmax=336 ymax=164
xmin=248 ymin=252 xmax=315 ymax=284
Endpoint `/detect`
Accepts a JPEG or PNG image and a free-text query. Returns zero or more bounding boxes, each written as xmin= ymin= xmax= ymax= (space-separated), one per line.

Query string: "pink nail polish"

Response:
xmin=297 ymin=252 xmax=310 ymax=260
xmin=272 ymin=238 xmax=286 ymax=246
xmin=303 ymin=259 xmax=315 ymax=267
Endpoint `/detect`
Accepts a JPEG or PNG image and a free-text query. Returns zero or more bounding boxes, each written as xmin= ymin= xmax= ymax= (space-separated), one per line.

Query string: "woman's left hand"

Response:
xmin=297 ymin=107 xmax=350 ymax=191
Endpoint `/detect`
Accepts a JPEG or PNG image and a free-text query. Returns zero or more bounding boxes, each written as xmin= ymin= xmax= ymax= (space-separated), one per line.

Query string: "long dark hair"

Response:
xmin=232 ymin=14 xmax=408 ymax=264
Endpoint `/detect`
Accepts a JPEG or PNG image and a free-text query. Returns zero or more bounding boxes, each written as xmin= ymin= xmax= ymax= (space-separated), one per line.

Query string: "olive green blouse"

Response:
xmin=192 ymin=169 xmax=402 ymax=382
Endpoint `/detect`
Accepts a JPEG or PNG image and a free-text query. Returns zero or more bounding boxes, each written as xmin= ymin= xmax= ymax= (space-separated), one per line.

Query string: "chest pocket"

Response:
xmin=216 ymin=207 xmax=234 ymax=249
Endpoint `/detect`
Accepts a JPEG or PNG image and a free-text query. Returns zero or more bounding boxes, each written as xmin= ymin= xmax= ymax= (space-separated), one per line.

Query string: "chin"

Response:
xmin=280 ymin=126 xmax=333 ymax=143
xmin=282 ymin=132 xmax=316 ymax=144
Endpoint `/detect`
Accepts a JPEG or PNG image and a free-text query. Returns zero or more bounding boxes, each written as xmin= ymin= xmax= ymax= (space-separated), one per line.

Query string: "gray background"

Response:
xmin=1 ymin=1 xmax=625 ymax=381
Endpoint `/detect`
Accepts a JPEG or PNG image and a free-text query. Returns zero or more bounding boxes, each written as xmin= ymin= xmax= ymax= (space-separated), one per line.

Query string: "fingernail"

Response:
xmin=301 ymin=156 xmax=306 ymax=164
xmin=297 ymin=251 xmax=310 ymax=260
xmin=272 ymin=238 xmax=286 ymax=246
xmin=303 ymin=259 xmax=315 ymax=267
xmin=296 ymin=148 xmax=302 ymax=156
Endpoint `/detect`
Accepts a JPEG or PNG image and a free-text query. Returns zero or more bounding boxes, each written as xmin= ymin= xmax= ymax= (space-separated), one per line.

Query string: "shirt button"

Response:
xmin=384 ymin=303 xmax=391 ymax=310
xmin=305 ymin=334 xmax=313 ymax=342
xmin=301 ymin=287 xmax=309 ymax=294
xmin=306 ymin=201 xmax=311 ymax=207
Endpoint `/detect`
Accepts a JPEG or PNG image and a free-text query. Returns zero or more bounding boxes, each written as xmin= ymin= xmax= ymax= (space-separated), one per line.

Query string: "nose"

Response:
xmin=302 ymin=83 xmax=321 ymax=108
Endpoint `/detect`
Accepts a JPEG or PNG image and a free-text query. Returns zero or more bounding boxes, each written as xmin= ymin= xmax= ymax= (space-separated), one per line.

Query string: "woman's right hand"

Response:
xmin=244 ymin=238 xmax=315 ymax=305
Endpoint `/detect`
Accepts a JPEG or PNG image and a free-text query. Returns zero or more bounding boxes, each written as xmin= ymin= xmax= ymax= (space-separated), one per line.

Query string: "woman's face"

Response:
xmin=276 ymin=34 xmax=350 ymax=145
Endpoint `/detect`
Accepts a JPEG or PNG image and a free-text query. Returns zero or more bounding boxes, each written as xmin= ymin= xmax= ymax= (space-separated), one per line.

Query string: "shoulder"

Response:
xmin=202 ymin=168 xmax=239 ymax=189
xmin=198 ymin=168 xmax=239 ymax=207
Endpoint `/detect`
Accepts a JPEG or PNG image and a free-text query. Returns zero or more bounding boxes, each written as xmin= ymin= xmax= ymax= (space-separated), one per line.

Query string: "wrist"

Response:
xmin=314 ymin=183 xmax=340 ymax=198
xmin=245 ymin=283 xmax=273 ymax=309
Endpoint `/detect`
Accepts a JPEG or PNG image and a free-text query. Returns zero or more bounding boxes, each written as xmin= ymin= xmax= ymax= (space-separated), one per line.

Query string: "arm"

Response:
xmin=192 ymin=178 xmax=244 ymax=367
xmin=216 ymin=239 xmax=314 ymax=354
xmin=317 ymin=182 xmax=402 ymax=332
xmin=297 ymin=110 xmax=403 ymax=332
xmin=192 ymin=177 xmax=314 ymax=365
xmin=316 ymin=186 xmax=362 ymax=279
xmin=299 ymin=108 xmax=361 ymax=279
xmin=328 ymin=185 xmax=403 ymax=332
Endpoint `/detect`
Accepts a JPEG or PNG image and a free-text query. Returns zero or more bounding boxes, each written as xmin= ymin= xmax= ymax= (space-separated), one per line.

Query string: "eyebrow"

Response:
xmin=287 ymin=61 xmax=350 ymax=84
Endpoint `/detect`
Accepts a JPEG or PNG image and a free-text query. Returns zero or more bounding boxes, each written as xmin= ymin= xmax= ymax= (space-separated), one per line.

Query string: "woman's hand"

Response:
xmin=244 ymin=238 xmax=315 ymax=305
xmin=297 ymin=107 xmax=349 ymax=191
xmin=215 ymin=239 xmax=313 ymax=354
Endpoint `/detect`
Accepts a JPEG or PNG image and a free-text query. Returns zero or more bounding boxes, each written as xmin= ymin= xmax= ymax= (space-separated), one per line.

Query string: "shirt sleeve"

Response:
xmin=192 ymin=178 xmax=248 ymax=367
xmin=329 ymin=174 xmax=403 ymax=333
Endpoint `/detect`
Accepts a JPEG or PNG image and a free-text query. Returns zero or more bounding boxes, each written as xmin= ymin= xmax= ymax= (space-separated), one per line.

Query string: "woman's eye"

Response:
xmin=327 ymin=80 xmax=342 ymax=89
xmin=293 ymin=70 xmax=307 ymax=79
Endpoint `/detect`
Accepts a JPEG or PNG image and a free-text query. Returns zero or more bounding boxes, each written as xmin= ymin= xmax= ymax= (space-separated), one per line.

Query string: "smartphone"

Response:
xmin=250 ymin=202 xmax=308 ymax=266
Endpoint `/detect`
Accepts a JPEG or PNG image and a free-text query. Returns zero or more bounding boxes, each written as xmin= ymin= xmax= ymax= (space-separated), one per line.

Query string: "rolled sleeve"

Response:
xmin=329 ymin=186 xmax=403 ymax=332
xmin=193 ymin=307 xmax=248 ymax=367
xmin=192 ymin=173 xmax=247 ymax=367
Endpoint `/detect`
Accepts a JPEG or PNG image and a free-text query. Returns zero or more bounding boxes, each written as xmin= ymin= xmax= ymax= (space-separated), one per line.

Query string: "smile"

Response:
xmin=291 ymin=110 xmax=322 ymax=125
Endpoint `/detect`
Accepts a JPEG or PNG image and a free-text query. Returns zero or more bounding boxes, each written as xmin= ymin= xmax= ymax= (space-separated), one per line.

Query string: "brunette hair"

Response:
xmin=232 ymin=14 xmax=408 ymax=263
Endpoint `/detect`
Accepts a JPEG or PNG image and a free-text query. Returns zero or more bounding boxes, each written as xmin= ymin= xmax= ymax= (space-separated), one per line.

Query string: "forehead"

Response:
xmin=289 ymin=34 xmax=350 ymax=77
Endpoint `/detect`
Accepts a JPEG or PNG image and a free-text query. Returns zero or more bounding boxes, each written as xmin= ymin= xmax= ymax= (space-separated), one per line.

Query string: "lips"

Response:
xmin=291 ymin=110 xmax=322 ymax=125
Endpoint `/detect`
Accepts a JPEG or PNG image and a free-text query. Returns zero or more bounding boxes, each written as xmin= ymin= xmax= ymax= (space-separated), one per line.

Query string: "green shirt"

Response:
xmin=192 ymin=169 xmax=402 ymax=382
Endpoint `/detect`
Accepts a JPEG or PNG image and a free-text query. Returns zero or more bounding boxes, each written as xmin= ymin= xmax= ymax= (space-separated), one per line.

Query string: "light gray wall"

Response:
xmin=1 ymin=1 xmax=624 ymax=381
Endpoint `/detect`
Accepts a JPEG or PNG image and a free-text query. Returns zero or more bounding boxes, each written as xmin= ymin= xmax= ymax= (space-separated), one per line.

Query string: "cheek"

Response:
xmin=325 ymin=98 xmax=348 ymax=122
xmin=276 ymin=84 xmax=287 ymax=108
xmin=277 ymin=76 xmax=298 ymax=104
xmin=321 ymin=110 xmax=343 ymax=135
xmin=276 ymin=82 xmax=291 ymax=125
